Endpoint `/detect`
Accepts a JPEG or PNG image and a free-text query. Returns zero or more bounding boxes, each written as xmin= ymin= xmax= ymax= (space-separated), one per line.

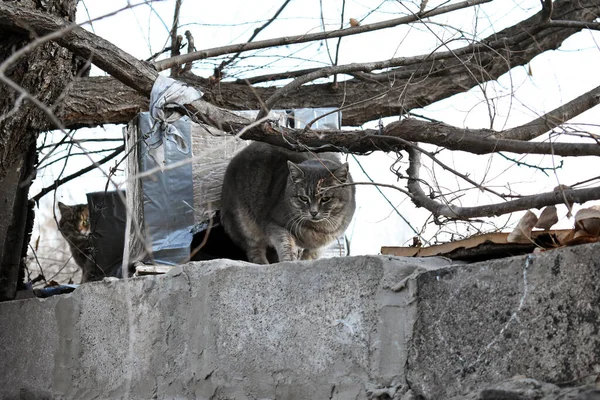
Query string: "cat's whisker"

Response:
xmin=327 ymin=216 xmax=338 ymax=231
xmin=295 ymin=216 xmax=307 ymax=239
xmin=288 ymin=217 xmax=299 ymax=238
xmin=288 ymin=214 xmax=304 ymax=240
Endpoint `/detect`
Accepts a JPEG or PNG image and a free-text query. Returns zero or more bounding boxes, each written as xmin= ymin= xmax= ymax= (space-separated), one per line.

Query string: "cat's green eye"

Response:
xmin=298 ymin=195 xmax=310 ymax=203
xmin=321 ymin=196 xmax=331 ymax=203
xmin=82 ymin=220 xmax=89 ymax=227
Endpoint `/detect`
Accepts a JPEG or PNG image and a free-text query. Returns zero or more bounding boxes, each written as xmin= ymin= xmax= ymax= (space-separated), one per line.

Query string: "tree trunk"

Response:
xmin=0 ymin=0 xmax=78 ymax=300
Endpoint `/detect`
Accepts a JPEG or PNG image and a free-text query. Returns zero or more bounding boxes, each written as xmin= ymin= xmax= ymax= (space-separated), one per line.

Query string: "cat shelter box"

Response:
xmin=86 ymin=190 xmax=127 ymax=279
xmin=124 ymin=78 xmax=347 ymax=265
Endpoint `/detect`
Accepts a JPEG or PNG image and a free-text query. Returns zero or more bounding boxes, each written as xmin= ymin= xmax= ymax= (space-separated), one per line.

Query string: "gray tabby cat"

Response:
xmin=220 ymin=142 xmax=356 ymax=264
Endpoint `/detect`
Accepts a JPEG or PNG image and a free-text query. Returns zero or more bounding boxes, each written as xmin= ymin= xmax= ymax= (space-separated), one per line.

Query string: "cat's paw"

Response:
xmin=300 ymin=248 xmax=322 ymax=260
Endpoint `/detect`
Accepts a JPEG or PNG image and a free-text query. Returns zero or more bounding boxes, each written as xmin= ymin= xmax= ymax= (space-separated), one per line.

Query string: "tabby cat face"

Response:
xmin=58 ymin=202 xmax=90 ymax=237
xmin=287 ymin=160 xmax=351 ymax=223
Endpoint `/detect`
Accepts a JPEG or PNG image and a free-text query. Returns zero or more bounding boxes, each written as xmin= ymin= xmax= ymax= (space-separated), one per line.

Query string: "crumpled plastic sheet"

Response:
xmin=148 ymin=74 xmax=203 ymax=154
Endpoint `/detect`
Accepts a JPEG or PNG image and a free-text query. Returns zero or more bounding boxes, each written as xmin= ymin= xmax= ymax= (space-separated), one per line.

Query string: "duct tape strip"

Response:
xmin=139 ymin=113 xmax=195 ymax=264
xmin=135 ymin=76 xmax=202 ymax=264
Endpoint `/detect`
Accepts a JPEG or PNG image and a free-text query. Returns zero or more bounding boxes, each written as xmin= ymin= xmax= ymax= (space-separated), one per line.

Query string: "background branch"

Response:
xmin=215 ymin=0 xmax=293 ymax=77
xmin=51 ymin=0 xmax=600 ymax=129
xmin=153 ymin=0 xmax=492 ymax=72
xmin=406 ymin=148 xmax=600 ymax=219
xmin=500 ymin=85 xmax=600 ymax=141
xmin=383 ymin=119 xmax=600 ymax=157
xmin=31 ymin=145 xmax=124 ymax=203
xmin=169 ymin=0 xmax=183 ymax=76
xmin=235 ymin=117 xmax=600 ymax=157
xmin=4 ymin=0 xmax=594 ymax=162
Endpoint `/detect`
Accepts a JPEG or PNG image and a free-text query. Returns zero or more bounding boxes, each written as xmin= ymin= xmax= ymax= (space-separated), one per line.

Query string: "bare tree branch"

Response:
xmin=58 ymin=75 xmax=600 ymax=157
xmin=540 ymin=0 xmax=553 ymax=22
xmin=0 ymin=1 xmax=158 ymax=95
xmin=232 ymin=118 xmax=600 ymax=157
xmin=153 ymin=0 xmax=493 ymax=72
xmin=38 ymin=138 xmax=124 ymax=150
xmin=330 ymin=0 xmax=346 ymax=88
xmin=50 ymin=0 xmax=600 ymax=129
xmin=38 ymin=145 xmax=123 ymax=170
xmin=169 ymin=0 xmax=183 ymax=76
xmin=31 ymin=144 xmax=124 ymax=203
xmin=215 ymin=0 xmax=293 ymax=77
xmin=544 ymin=20 xmax=600 ymax=30
xmin=500 ymin=84 xmax=600 ymax=141
xmin=406 ymin=147 xmax=600 ymax=219
xmin=383 ymin=119 xmax=600 ymax=157
xmin=2 ymin=0 xmax=599 ymax=159
xmin=234 ymin=67 xmax=323 ymax=85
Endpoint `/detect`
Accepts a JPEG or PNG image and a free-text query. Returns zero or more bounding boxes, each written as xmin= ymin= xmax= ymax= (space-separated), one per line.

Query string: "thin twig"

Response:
xmin=331 ymin=0 xmax=346 ymax=88
xmin=169 ymin=0 xmax=183 ymax=76
xmin=393 ymin=137 xmax=508 ymax=199
xmin=38 ymin=138 xmax=124 ymax=150
xmin=35 ymin=130 xmax=73 ymax=169
xmin=215 ymin=0 xmax=292 ymax=77
xmin=45 ymin=256 xmax=75 ymax=284
xmin=32 ymin=145 xmax=124 ymax=203
xmin=28 ymin=244 xmax=47 ymax=285
xmin=153 ymin=0 xmax=492 ymax=71
xmin=38 ymin=146 xmax=124 ymax=170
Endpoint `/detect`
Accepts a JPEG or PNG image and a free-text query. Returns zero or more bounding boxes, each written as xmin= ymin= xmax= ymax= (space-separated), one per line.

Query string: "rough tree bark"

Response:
xmin=0 ymin=0 xmax=79 ymax=300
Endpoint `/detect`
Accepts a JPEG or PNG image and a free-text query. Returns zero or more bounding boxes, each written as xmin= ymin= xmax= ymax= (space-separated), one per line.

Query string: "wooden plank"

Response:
xmin=381 ymin=229 xmax=573 ymax=260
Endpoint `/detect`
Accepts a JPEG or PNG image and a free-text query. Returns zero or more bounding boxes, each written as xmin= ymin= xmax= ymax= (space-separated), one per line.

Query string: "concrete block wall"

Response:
xmin=1 ymin=243 xmax=599 ymax=399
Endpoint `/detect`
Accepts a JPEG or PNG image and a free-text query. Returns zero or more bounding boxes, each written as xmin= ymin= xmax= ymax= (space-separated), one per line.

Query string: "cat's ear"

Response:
xmin=287 ymin=161 xmax=305 ymax=183
xmin=333 ymin=163 xmax=349 ymax=183
xmin=57 ymin=202 xmax=69 ymax=216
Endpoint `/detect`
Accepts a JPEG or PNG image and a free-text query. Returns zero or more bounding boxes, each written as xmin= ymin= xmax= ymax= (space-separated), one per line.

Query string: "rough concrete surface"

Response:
xmin=448 ymin=377 xmax=600 ymax=400
xmin=0 ymin=255 xmax=447 ymax=399
xmin=408 ymin=243 xmax=600 ymax=399
xmin=0 ymin=243 xmax=599 ymax=399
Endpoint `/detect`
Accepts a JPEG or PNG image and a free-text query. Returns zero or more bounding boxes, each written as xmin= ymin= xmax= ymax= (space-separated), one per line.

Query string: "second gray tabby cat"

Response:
xmin=220 ymin=142 xmax=356 ymax=264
